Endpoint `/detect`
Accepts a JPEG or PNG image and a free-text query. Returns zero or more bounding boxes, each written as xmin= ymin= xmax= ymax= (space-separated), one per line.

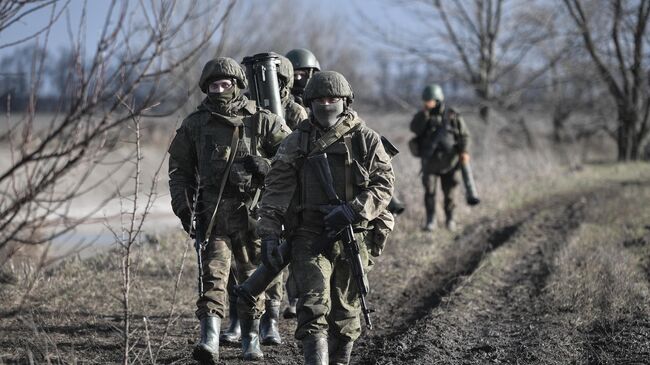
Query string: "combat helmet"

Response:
xmin=303 ymin=71 xmax=353 ymax=106
xmin=277 ymin=55 xmax=294 ymax=89
xmin=422 ymin=83 xmax=444 ymax=102
xmin=285 ymin=48 xmax=321 ymax=71
xmin=199 ymin=57 xmax=247 ymax=93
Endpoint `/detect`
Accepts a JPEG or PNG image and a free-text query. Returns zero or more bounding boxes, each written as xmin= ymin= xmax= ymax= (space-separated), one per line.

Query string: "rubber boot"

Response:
xmin=303 ymin=335 xmax=328 ymax=365
xmin=445 ymin=210 xmax=456 ymax=232
xmin=423 ymin=210 xmax=436 ymax=232
xmin=260 ymin=300 xmax=282 ymax=345
xmin=328 ymin=337 xmax=354 ymax=365
xmin=240 ymin=317 xmax=264 ymax=361
xmin=220 ymin=297 xmax=241 ymax=344
xmin=283 ymin=297 xmax=298 ymax=318
xmin=192 ymin=316 xmax=220 ymax=365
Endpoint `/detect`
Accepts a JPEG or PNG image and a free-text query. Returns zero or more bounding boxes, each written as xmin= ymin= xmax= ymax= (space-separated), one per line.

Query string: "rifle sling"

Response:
xmin=204 ymin=125 xmax=241 ymax=242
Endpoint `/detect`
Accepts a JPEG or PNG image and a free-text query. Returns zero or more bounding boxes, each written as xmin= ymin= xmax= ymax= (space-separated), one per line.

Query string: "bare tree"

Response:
xmin=562 ymin=0 xmax=650 ymax=160
xmin=0 ymin=0 xmax=235 ymax=257
xmin=362 ymin=0 xmax=567 ymax=122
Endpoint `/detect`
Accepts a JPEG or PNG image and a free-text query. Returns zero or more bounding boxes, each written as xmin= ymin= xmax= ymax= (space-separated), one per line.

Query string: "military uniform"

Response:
xmin=168 ymin=57 xmax=290 ymax=364
xmin=248 ymin=71 xmax=394 ymax=364
xmin=410 ymin=102 xmax=469 ymax=229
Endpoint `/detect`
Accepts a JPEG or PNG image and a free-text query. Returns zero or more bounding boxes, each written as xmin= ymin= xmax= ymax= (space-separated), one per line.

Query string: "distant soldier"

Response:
xmin=168 ymin=57 xmax=290 ymax=364
xmin=285 ymin=48 xmax=321 ymax=106
xmin=238 ymin=71 xmax=394 ymax=364
xmin=409 ymin=84 xmax=471 ymax=232
xmin=278 ymin=55 xmax=309 ymax=130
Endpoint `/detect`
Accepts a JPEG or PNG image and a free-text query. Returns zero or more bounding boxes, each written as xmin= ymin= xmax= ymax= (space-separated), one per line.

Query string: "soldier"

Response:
xmin=409 ymin=84 xmax=470 ymax=232
xmin=285 ymin=48 xmax=321 ymax=106
xmin=278 ymin=55 xmax=309 ymax=130
xmin=168 ymin=57 xmax=290 ymax=364
xmin=246 ymin=71 xmax=394 ymax=364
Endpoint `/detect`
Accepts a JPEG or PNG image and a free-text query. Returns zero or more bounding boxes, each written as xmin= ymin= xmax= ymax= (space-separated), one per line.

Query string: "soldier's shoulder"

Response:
xmin=353 ymin=117 xmax=382 ymax=143
xmin=273 ymin=129 xmax=303 ymax=163
xmin=181 ymin=108 xmax=210 ymax=128
xmin=446 ymin=106 xmax=462 ymax=119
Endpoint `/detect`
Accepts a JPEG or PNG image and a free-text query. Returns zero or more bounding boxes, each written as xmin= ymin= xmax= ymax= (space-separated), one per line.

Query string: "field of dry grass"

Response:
xmin=1 ymin=109 xmax=649 ymax=364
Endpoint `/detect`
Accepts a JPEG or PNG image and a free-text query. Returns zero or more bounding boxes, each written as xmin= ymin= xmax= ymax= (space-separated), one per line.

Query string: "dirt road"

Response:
xmin=1 ymin=164 xmax=649 ymax=364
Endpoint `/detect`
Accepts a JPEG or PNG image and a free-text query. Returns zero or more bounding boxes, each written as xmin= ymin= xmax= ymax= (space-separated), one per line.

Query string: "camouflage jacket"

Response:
xmin=257 ymin=110 xmax=395 ymax=237
xmin=410 ymin=103 xmax=470 ymax=174
xmin=168 ymin=97 xmax=291 ymax=221
xmin=282 ymin=96 xmax=308 ymax=130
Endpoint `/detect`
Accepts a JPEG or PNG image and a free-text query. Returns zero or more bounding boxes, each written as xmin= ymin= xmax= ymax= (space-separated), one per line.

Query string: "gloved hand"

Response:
xmin=178 ymin=207 xmax=194 ymax=237
xmin=323 ymin=203 xmax=358 ymax=231
xmin=261 ymin=235 xmax=284 ymax=272
xmin=241 ymin=155 xmax=271 ymax=177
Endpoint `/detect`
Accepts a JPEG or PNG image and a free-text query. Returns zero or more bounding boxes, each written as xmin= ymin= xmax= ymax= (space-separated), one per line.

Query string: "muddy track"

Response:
xmin=356 ymin=185 xmax=650 ymax=364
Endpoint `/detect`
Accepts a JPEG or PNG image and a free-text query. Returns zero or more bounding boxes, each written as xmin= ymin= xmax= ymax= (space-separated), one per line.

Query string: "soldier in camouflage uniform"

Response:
xmin=244 ymin=71 xmax=394 ymax=364
xmin=285 ymin=48 xmax=321 ymax=106
xmin=410 ymin=84 xmax=470 ymax=232
xmin=168 ymin=57 xmax=290 ymax=364
xmin=278 ymin=55 xmax=309 ymax=129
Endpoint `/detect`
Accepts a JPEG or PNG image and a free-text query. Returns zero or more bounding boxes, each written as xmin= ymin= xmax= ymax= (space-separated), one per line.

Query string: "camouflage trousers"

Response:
xmin=195 ymin=198 xmax=267 ymax=319
xmin=290 ymin=230 xmax=372 ymax=342
xmin=422 ymin=168 xmax=459 ymax=220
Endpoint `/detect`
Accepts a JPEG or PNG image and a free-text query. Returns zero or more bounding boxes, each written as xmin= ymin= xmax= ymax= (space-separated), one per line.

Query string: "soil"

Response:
xmin=1 ymin=173 xmax=650 ymax=364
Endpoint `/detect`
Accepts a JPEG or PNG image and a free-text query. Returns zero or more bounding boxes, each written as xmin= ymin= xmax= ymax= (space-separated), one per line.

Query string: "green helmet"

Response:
xmin=277 ymin=55 xmax=294 ymax=89
xmin=303 ymin=71 xmax=353 ymax=106
xmin=422 ymin=83 xmax=444 ymax=102
xmin=199 ymin=57 xmax=247 ymax=93
xmin=285 ymin=48 xmax=321 ymax=71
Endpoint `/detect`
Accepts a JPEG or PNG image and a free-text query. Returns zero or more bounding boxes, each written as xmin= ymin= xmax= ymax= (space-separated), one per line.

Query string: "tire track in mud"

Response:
xmin=355 ymin=189 xmax=598 ymax=365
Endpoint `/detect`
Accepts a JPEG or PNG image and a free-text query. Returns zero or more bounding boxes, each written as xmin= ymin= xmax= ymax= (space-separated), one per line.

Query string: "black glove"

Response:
xmin=323 ymin=203 xmax=358 ymax=231
xmin=178 ymin=208 xmax=194 ymax=237
xmin=261 ymin=235 xmax=284 ymax=272
xmin=242 ymin=155 xmax=271 ymax=177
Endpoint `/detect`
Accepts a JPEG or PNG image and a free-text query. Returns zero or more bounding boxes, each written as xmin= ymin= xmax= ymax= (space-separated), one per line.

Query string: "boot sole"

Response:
xmin=261 ymin=337 xmax=282 ymax=346
xmin=192 ymin=346 xmax=218 ymax=365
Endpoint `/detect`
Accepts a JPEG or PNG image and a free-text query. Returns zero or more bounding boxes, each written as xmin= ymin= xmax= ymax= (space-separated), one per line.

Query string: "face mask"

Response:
xmin=312 ymin=100 xmax=344 ymax=129
xmin=207 ymin=87 xmax=238 ymax=106
xmin=293 ymin=76 xmax=308 ymax=92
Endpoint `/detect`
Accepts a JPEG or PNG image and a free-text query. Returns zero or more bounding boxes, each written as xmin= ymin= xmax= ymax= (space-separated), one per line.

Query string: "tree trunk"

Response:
xmin=617 ymin=107 xmax=640 ymax=161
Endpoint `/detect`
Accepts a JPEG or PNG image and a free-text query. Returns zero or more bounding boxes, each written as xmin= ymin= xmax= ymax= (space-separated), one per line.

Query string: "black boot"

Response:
xmin=423 ymin=210 xmax=436 ymax=231
xmin=303 ymin=335 xmax=328 ymax=365
xmin=445 ymin=210 xmax=456 ymax=232
xmin=328 ymin=337 xmax=353 ymax=365
xmin=260 ymin=300 xmax=282 ymax=345
xmin=283 ymin=297 xmax=298 ymax=318
xmin=240 ymin=317 xmax=263 ymax=361
xmin=220 ymin=297 xmax=241 ymax=344
xmin=192 ymin=316 xmax=220 ymax=365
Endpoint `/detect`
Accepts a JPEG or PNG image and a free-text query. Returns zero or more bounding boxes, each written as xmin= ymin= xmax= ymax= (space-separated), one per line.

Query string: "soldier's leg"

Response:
xmin=292 ymin=234 xmax=332 ymax=364
xmin=441 ymin=169 xmax=460 ymax=231
xmin=231 ymin=230 xmax=265 ymax=360
xmin=220 ymin=263 xmax=241 ymax=344
xmin=260 ymin=270 xmax=283 ymax=345
xmin=193 ymin=235 xmax=232 ymax=364
xmin=283 ymin=265 xmax=299 ymax=318
xmin=327 ymin=235 xmax=372 ymax=365
xmin=421 ymin=173 xmax=438 ymax=231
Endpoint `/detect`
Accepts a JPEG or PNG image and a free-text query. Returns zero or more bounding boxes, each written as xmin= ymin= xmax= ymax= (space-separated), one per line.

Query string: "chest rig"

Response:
xmin=293 ymin=119 xmax=369 ymax=230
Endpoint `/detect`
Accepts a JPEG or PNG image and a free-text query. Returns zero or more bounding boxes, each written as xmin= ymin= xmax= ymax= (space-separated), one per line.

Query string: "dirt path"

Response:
xmin=2 ymin=168 xmax=650 ymax=364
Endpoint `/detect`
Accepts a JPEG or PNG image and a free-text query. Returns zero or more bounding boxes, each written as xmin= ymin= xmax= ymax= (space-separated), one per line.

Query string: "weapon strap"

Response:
xmin=308 ymin=116 xmax=361 ymax=156
xmin=343 ymin=134 xmax=354 ymax=202
xmin=204 ymin=125 xmax=241 ymax=242
xmin=249 ymin=114 xmax=262 ymax=211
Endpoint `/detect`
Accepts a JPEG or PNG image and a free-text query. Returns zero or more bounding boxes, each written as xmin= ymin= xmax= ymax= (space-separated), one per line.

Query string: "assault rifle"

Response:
xmin=308 ymin=153 xmax=373 ymax=329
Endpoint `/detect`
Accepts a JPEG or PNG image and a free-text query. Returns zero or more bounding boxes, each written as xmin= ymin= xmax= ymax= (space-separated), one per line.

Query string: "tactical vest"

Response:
xmin=289 ymin=121 xmax=370 ymax=232
xmin=420 ymin=106 xmax=461 ymax=174
xmin=196 ymin=111 xmax=262 ymax=198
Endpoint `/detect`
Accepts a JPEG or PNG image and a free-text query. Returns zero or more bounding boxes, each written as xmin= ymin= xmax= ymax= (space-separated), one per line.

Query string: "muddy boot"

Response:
xmin=192 ymin=316 xmax=220 ymax=365
xmin=422 ymin=211 xmax=436 ymax=232
xmin=445 ymin=211 xmax=456 ymax=232
xmin=260 ymin=300 xmax=282 ymax=345
xmin=303 ymin=335 xmax=328 ymax=365
xmin=328 ymin=337 xmax=354 ymax=365
xmin=220 ymin=298 xmax=241 ymax=344
xmin=240 ymin=317 xmax=263 ymax=361
xmin=283 ymin=297 xmax=298 ymax=318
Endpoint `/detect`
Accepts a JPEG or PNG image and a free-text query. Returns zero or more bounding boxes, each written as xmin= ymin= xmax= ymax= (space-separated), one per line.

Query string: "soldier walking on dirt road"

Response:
xmin=167 ymin=57 xmax=290 ymax=364
xmin=409 ymin=84 xmax=471 ymax=232
xmin=237 ymin=71 xmax=395 ymax=364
